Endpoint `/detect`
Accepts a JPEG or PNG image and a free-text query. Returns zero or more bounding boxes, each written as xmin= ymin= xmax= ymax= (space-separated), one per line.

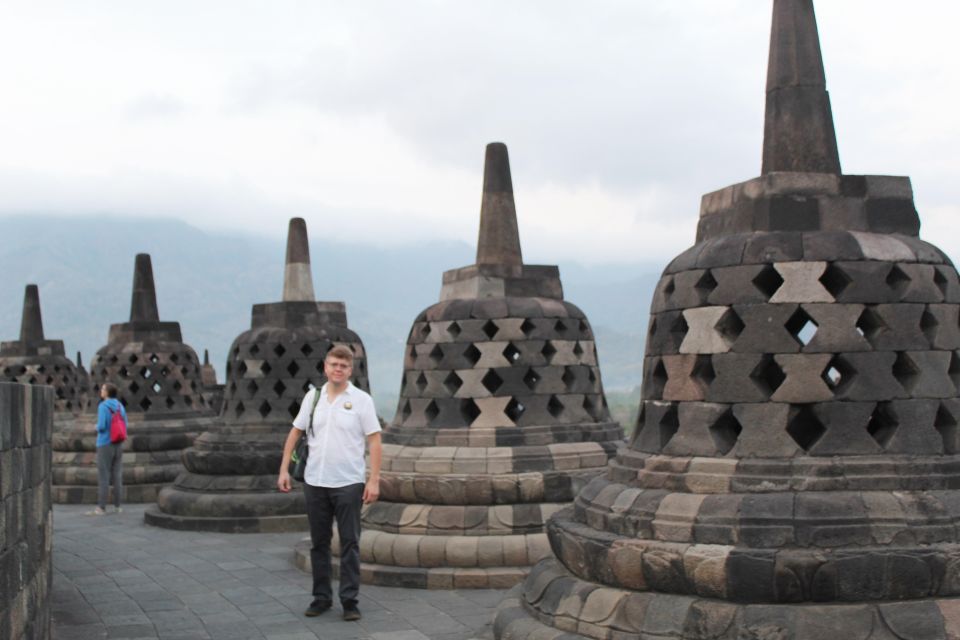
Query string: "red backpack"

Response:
xmin=109 ymin=406 xmax=127 ymax=444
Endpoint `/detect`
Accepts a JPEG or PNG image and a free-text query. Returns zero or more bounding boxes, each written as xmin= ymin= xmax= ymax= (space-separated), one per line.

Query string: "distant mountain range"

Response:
xmin=0 ymin=215 xmax=664 ymax=413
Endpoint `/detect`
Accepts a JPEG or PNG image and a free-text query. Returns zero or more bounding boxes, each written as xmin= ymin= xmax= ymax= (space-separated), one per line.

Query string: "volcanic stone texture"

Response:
xmin=0 ymin=383 xmax=54 ymax=640
xmin=495 ymin=225 xmax=960 ymax=639
xmin=0 ymin=286 xmax=88 ymax=415
xmin=146 ymin=302 xmax=370 ymax=532
xmin=298 ymin=290 xmax=624 ymax=589
xmin=0 ymin=355 xmax=86 ymax=416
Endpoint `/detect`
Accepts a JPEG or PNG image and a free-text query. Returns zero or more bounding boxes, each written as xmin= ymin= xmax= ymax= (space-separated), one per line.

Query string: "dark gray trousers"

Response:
xmin=303 ymin=482 xmax=364 ymax=608
xmin=96 ymin=443 xmax=123 ymax=509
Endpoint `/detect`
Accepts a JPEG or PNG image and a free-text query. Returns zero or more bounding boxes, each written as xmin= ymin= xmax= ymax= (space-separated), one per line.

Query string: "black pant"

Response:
xmin=303 ymin=482 xmax=364 ymax=608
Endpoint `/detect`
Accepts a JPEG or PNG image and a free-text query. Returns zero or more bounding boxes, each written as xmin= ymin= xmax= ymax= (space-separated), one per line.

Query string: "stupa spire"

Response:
xmin=130 ymin=254 xmax=160 ymax=322
xmin=282 ymin=218 xmax=315 ymax=302
xmin=76 ymin=351 xmax=83 ymax=368
xmin=19 ymin=284 xmax=44 ymax=343
xmin=476 ymin=142 xmax=523 ymax=266
xmin=762 ymin=0 xmax=841 ymax=174
xmin=203 ymin=349 xmax=210 ymax=366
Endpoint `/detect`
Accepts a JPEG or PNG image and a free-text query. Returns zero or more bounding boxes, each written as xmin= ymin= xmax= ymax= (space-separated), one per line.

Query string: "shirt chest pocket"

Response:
xmin=332 ymin=407 xmax=361 ymax=432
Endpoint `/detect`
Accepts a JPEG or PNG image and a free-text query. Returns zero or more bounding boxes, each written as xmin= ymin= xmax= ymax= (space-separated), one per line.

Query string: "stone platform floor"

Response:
xmin=52 ymin=504 xmax=505 ymax=640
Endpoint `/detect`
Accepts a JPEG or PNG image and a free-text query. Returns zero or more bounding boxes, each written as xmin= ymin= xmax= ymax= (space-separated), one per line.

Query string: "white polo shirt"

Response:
xmin=292 ymin=382 xmax=381 ymax=488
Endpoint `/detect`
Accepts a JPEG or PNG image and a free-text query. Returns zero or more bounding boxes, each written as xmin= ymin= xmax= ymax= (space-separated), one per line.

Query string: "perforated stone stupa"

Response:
xmin=52 ymin=254 xmax=213 ymax=503
xmin=199 ymin=349 xmax=225 ymax=414
xmin=308 ymin=143 xmax=623 ymax=589
xmin=493 ymin=2 xmax=960 ymax=638
xmin=145 ymin=218 xmax=370 ymax=532
xmin=0 ymin=284 xmax=87 ymax=414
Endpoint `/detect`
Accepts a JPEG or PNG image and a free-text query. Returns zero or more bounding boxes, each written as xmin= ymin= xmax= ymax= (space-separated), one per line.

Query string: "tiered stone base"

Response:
xmin=145 ymin=475 xmax=308 ymax=533
xmin=322 ymin=440 xmax=619 ymax=588
xmin=145 ymin=504 xmax=307 ymax=533
xmin=144 ymin=424 xmax=313 ymax=533
xmin=493 ymin=559 xmax=960 ymax=640
xmin=295 ymin=528 xmax=548 ymax=589
xmin=51 ymin=415 xmax=205 ymax=504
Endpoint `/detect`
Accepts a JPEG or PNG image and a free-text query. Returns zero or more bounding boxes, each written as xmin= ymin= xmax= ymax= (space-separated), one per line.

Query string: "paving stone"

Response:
xmin=51 ymin=504 xmax=510 ymax=640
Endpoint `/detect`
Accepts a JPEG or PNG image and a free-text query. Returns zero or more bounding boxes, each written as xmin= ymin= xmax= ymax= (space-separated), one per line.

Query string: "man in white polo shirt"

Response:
xmin=277 ymin=345 xmax=382 ymax=621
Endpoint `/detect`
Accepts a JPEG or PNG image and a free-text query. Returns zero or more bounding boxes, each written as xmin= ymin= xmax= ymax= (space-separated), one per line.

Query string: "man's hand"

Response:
xmin=277 ymin=470 xmax=292 ymax=493
xmin=363 ymin=477 xmax=380 ymax=504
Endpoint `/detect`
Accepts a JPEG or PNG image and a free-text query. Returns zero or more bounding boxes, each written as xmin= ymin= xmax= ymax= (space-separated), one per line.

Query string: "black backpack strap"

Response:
xmin=307 ymin=388 xmax=322 ymax=437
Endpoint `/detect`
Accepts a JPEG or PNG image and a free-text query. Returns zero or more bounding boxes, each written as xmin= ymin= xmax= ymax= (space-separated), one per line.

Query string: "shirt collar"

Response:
xmin=320 ymin=380 xmax=354 ymax=397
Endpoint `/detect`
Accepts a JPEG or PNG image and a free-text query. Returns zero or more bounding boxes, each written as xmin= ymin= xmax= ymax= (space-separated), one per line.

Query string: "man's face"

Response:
xmin=324 ymin=356 xmax=352 ymax=385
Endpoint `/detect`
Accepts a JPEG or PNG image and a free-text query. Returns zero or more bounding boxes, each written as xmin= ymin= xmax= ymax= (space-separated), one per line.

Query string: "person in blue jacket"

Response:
xmin=87 ymin=383 xmax=127 ymax=516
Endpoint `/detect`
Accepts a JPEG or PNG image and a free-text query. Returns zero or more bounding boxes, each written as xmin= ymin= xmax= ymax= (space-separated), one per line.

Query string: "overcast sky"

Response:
xmin=2 ymin=1 xmax=958 ymax=266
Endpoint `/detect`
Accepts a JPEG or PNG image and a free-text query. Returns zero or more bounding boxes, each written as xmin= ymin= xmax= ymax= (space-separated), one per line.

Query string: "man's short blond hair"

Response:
xmin=325 ymin=345 xmax=354 ymax=363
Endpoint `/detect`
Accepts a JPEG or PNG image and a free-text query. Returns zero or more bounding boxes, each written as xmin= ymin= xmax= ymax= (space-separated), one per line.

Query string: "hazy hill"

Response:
xmin=0 ymin=215 xmax=662 ymax=415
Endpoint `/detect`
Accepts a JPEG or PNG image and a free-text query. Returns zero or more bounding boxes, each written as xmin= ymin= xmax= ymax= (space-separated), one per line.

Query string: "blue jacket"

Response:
xmin=96 ymin=398 xmax=127 ymax=448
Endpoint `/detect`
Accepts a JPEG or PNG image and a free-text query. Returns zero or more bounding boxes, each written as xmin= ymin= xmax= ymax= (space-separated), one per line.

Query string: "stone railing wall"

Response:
xmin=1 ymin=382 xmax=54 ymax=640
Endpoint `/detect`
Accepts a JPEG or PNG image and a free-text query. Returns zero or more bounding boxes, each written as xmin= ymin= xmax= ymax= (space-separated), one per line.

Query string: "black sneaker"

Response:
xmin=304 ymin=600 xmax=331 ymax=617
xmin=342 ymin=605 xmax=361 ymax=621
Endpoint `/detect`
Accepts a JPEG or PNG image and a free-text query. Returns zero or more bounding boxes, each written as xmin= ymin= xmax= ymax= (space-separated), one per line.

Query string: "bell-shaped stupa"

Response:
xmin=52 ymin=254 xmax=212 ymax=503
xmin=493 ymin=2 xmax=960 ymax=638
xmin=0 ymin=285 xmax=87 ymax=414
xmin=145 ymin=218 xmax=371 ymax=532
xmin=199 ymin=349 xmax=225 ymax=414
xmin=307 ymin=143 xmax=623 ymax=589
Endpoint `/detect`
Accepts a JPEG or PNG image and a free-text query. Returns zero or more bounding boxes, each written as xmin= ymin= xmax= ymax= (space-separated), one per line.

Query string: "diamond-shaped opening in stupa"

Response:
xmin=715 ymin=309 xmax=745 ymax=345
xmin=885 ymin=264 xmax=911 ymax=296
xmin=695 ymin=270 xmax=718 ymax=298
xmin=753 ymin=265 xmax=785 ymax=299
xmin=750 ymin=355 xmax=786 ymax=398
xmin=786 ymin=308 xmax=818 ymax=347
xmin=415 ymin=372 xmax=428 ymax=394
xmin=523 ymin=368 xmax=540 ymax=391
xmin=460 ymin=399 xmax=481 ymax=425
xmin=505 ymin=398 xmax=525 ymax=423
xmin=424 ymin=400 xmax=440 ymax=424
xmin=520 ymin=319 xmax=536 ymax=337
xmin=659 ymin=405 xmax=679 ymax=449
xmin=892 ymin=352 xmax=920 ymax=393
xmin=547 ymin=395 xmax=564 ymax=419
xmin=709 ymin=410 xmax=743 ymax=455
xmin=482 ymin=369 xmax=504 ymax=394
xmin=867 ymin=402 xmax=899 ymax=449
xmin=786 ymin=405 xmax=826 ymax=452
xmin=463 ymin=344 xmax=482 ymax=366
xmin=819 ymin=263 xmax=851 ymax=298
xmin=443 ymin=371 xmax=463 ymax=395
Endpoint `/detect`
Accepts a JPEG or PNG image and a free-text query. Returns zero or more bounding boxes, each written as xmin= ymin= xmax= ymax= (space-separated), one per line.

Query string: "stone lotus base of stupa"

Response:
xmin=51 ymin=414 xmax=207 ymax=504
xmin=143 ymin=479 xmax=308 ymax=533
xmin=290 ymin=440 xmax=623 ymax=589
xmin=143 ymin=423 xmax=313 ymax=533
xmin=493 ymin=560 xmax=960 ymax=640
xmin=295 ymin=527 xmax=550 ymax=589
